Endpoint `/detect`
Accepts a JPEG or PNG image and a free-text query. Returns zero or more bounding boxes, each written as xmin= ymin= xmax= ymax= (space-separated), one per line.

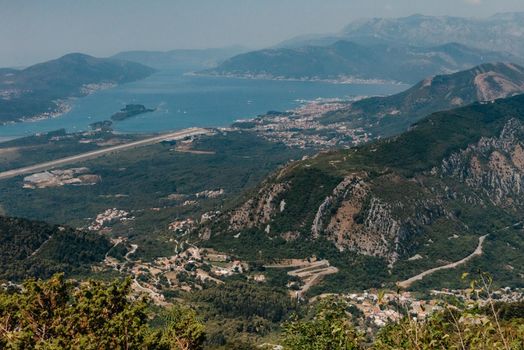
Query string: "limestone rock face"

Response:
xmin=207 ymin=98 xmax=524 ymax=270
xmin=441 ymin=118 xmax=524 ymax=207
xmin=229 ymin=182 xmax=289 ymax=230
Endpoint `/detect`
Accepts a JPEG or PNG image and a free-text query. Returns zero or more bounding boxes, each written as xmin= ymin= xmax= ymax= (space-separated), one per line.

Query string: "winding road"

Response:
xmin=397 ymin=235 xmax=488 ymax=289
xmin=266 ymin=259 xmax=338 ymax=298
xmin=0 ymin=127 xmax=210 ymax=181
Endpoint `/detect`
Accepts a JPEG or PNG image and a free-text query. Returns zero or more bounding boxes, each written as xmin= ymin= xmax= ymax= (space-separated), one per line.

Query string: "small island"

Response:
xmin=110 ymin=104 xmax=155 ymax=121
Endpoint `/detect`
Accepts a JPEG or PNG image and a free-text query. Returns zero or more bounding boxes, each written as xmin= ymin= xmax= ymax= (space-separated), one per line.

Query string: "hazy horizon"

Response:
xmin=2 ymin=0 xmax=524 ymax=67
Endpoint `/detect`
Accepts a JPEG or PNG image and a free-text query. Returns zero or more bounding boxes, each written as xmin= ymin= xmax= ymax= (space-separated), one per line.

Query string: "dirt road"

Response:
xmin=397 ymin=235 xmax=488 ymax=289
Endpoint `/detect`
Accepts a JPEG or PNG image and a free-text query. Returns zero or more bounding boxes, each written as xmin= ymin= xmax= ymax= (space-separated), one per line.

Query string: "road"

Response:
xmin=0 ymin=127 xmax=210 ymax=181
xmin=397 ymin=235 xmax=488 ymax=289
xmin=266 ymin=259 xmax=338 ymax=298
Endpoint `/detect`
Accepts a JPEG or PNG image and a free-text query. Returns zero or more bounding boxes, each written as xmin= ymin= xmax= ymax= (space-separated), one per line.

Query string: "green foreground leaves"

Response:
xmin=0 ymin=274 xmax=204 ymax=350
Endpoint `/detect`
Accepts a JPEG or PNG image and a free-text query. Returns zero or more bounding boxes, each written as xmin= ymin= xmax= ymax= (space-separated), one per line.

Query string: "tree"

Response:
xmin=281 ymin=298 xmax=363 ymax=350
xmin=0 ymin=274 xmax=149 ymax=349
xmin=0 ymin=274 xmax=206 ymax=350
xmin=154 ymin=305 xmax=206 ymax=350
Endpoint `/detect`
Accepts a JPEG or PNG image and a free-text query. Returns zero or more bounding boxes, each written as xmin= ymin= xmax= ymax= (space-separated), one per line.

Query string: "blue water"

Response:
xmin=0 ymin=70 xmax=407 ymax=138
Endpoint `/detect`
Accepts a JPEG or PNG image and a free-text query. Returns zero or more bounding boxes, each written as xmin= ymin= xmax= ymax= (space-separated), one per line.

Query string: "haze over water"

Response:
xmin=0 ymin=71 xmax=406 ymax=139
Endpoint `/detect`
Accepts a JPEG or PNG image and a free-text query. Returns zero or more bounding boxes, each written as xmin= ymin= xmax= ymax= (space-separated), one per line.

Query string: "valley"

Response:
xmin=1 ymin=8 xmax=524 ymax=349
xmin=2 ymin=64 xmax=524 ymax=297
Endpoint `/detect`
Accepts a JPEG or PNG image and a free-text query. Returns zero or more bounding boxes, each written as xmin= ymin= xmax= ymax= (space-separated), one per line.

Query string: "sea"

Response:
xmin=0 ymin=70 xmax=407 ymax=139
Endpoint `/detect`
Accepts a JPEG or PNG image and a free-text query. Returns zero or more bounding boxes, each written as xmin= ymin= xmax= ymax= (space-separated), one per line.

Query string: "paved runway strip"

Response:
xmin=0 ymin=127 xmax=210 ymax=181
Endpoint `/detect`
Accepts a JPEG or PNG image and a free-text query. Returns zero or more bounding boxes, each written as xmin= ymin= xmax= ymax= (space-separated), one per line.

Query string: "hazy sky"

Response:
xmin=2 ymin=0 xmax=524 ymax=67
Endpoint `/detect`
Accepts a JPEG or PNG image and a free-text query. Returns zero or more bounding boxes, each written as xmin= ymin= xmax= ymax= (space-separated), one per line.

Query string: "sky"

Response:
xmin=1 ymin=0 xmax=524 ymax=67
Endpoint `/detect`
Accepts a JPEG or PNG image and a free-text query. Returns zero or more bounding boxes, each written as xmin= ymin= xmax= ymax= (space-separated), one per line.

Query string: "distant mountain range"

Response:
xmin=279 ymin=13 xmax=524 ymax=57
xmin=205 ymin=92 xmax=524 ymax=291
xmin=321 ymin=62 xmax=524 ymax=136
xmin=0 ymin=53 xmax=154 ymax=124
xmin=112 ymin=46 xmax=248 ymax=70
xmin=201 ymin=41 xmax=516 ymax=84
xmin=209 ymin=13 xmax=524 ymax=85
xmin=342 ymin=13 xmax=524 ymax=56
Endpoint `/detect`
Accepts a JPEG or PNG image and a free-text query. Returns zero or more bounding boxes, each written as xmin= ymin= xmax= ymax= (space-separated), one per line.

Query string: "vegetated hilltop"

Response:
xmin=0 ymin=53 xmax=155 ymax=123
xmin=0 ymin=216 xmax=111 ymax=281
xmin=203 ymin=94 xmax=524 ymax=291
xmin=321 ymin=62 xmax=524 ymax=137
xmin=202 ymin=41 xmax=515 ymax=84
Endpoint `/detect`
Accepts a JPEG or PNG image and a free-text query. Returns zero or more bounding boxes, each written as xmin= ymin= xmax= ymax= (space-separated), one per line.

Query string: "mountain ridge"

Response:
xmin=320 ymin=62 xmax=524 ymax=137
xmin=201 ymin=40 xmax=517 ymax=84
xmin=202 ymin=93 xmax=524 ymax=292
xmin=279 ymin=12 xmax=524 ymax=57
xmin=342 ymin=12 xmax=524 ymax=47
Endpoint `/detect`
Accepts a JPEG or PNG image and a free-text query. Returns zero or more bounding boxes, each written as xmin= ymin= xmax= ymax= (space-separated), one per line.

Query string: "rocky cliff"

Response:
xmin=202 ymin=93 xmax=524 ymax=290
xmin=441 ymin=118 xmax=524 ymax=208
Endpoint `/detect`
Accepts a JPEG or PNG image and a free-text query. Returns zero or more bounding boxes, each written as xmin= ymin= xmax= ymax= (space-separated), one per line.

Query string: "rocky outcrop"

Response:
xmin=311 ymin=175 xmax=365 ymax=238
xmin=307 ymin=174 xmax=403 ymax=264
xmin=327 ymin=194 xmax=403 ymax=264
xmin=218 ymin=112 xmax=524 ymax=268
xmin=441 ymin=118 xmax=524 ymax=207
xmin=229 ymin=182 xmax=288 ymax=230
xmin=226 ymin=171 xmax=452 ymax=264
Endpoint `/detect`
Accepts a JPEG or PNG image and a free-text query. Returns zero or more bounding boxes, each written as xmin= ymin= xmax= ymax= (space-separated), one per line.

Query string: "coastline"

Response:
xmin=0 ymin=136 xmax=17 ymax=143
xmin=0 ymin=82 xmax=118 ymax=127
xmin=0 ymin=74 xmax=405 ymax=141
xmin=188 ymin=71 xmax=404 ymax=85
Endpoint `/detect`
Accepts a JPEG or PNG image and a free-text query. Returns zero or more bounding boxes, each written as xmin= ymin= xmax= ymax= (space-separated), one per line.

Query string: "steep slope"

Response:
xmin=202 ymin=41 xmax=515 ymax=84
xmin=321 ymin=62 xmax=524 ymax=136
xmin=0 ymin=216 xmax=111 ymax=281
xmin=203 ymin=94 xmax=524 ymax=291
xmin=0 ymin=53 xmax=155 ymax=123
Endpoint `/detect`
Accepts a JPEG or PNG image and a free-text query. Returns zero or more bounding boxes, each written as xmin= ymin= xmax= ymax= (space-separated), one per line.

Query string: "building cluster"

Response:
xmin=79 ymin=82 xmax=116 ymax=95
xmin=331 ymin=287 xmax=524 ymax=329
xmin=234 ymin=99 xmax=371 ymax=149
xmin=200 ymin=210 xmax=221 ymax=223
xmin=168 ymin=218 xmax=195 ymax=235
xmin=23 ymin=168 xmax=100 ymax=189
xmin=195 ymin=188 xmax=225 ymax=198
xmin=21 ymin=100 xmax=72 ymax=122
xmin=88 ymin=208 xmax=133 ymax=231
xmin=0 ymin=88 xmax=23 ymax=101
xmin=341 ymin=291 xmax=439 ymax=327
xmin=430 ymin=287 xmax=524 ymax=305
xmin=104 ymin=243 xmax=245 ymax=304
